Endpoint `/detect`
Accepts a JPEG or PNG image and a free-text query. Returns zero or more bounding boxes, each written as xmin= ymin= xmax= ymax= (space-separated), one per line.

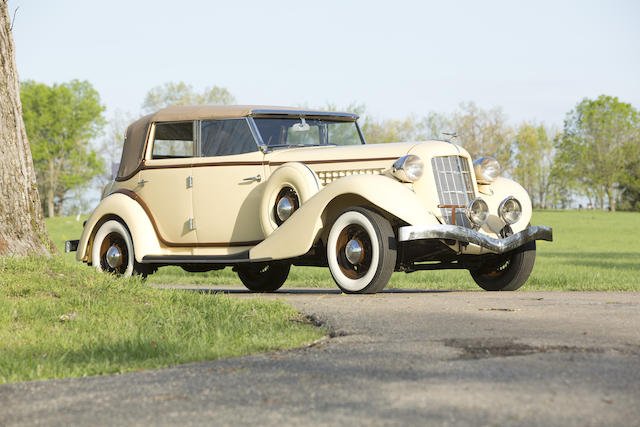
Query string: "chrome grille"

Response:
xmin=431 ymin=156 xmax=475 ymax=227
xmin=316 ymin=168 xmax=385 ymax=186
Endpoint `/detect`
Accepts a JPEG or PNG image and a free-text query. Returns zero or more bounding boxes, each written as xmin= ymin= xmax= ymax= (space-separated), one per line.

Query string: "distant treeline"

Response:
xmin=20 ymin=80 xmax=640 ymax=215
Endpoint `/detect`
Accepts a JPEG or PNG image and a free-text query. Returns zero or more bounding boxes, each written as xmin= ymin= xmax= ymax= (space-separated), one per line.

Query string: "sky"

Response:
xmin=10 ymin=0 xmax=640 ymax=128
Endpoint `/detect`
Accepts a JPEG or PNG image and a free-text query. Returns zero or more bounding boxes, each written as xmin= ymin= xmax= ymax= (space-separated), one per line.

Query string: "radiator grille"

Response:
xmin=316 ymin=168 xmax=385 ymax=186
xmin=431 ymin=156 xmax=475 ymax=227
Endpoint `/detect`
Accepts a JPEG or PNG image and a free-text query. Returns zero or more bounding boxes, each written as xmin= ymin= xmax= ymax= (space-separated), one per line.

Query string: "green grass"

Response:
xmin=0 ymin=256 xmax=323 ymax=384
xmin=46 ymin=211 xmax=640 ymax=292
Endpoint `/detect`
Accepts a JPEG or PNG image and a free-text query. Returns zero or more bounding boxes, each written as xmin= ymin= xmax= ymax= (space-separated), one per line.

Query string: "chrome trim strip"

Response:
xmin=398 ymin=225 xmax=553 ymax=253
xmin=246 ymin=116 xmax=267 ymax=152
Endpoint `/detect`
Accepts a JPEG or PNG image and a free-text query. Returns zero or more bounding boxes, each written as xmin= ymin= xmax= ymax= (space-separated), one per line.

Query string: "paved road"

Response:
xmin=2 ymin=288 xmax=640 ymax=426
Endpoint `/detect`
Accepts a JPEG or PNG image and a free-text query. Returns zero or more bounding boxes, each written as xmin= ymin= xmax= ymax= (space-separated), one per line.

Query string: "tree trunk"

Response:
xmin=0 ymin=1 xmax=54 ymax=256
xmin=47 ymin=186 xmax=54 ymax=218
xmin=607 ymin=185 xmax=616 ymax=212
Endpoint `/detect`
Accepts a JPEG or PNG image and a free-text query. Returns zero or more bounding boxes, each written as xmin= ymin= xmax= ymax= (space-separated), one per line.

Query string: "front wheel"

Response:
xmin=470 ymin=241 xmax=536 ymax=291
xmin=236 ymin=262 xmax=291 ymax=292
xmin=91 ymin=220 xmax=152 ymax=277
xmin=326 ymin=207 xmax=396 ymax=294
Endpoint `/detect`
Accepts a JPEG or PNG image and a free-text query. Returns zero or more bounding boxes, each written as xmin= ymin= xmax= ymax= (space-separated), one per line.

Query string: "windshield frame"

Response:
xmin=248 ymin=115 xmax=367 ymax=152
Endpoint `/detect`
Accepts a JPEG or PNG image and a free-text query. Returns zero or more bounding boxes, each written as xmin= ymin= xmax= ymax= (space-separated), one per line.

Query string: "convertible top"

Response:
xmin=116 ymin=105 xmax=358 ymax=181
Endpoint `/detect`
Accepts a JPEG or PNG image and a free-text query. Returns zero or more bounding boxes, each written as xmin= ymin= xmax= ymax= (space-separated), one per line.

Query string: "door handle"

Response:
xmin=137 ymin=179 xmax=150 ymax=185
xmin=242 ymin=174 xmax=261 ymax=182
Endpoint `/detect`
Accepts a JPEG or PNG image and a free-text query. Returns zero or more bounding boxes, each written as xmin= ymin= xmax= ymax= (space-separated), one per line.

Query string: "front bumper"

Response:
xmin=398 ymin=224 xmax=553 ymax=254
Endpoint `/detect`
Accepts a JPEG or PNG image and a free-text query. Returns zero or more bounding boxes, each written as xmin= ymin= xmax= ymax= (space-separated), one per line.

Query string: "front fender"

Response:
xmin=249 ymin=174 xmax=439 ymax=261
xmin=76 ymin=193 xmax=162 ymax=263
xmin=477 ymin=177 xmax=533 ymax=235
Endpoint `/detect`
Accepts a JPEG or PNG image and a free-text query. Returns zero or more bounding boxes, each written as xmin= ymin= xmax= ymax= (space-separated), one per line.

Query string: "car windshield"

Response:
xmin=253 ymin=118 xmax=364 ymax=148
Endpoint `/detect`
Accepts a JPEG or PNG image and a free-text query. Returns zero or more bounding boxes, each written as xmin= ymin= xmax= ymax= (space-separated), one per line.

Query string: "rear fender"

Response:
xmin=76 ymin=193 xmax=161 ymax=263
xmin=249 ymin=174 xmax=439 ymax=260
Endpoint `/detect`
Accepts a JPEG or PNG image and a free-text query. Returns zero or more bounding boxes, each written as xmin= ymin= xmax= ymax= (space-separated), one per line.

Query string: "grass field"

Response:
xmin=47 ymin=210 xmax=640 ymax=291
xmin=1 ymin=217 xmax=326 ymax=384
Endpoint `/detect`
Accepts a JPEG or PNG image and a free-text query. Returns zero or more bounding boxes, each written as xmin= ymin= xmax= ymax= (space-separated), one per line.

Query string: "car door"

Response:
xmin=192 ymin=118 xmax=265 ymax=247
xmin=136 ymin=121 xmax=198 ymax=245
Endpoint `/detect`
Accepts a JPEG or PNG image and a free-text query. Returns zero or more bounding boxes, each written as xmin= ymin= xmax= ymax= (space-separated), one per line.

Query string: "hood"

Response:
xmin=265 ymin=140 xmax=468 ymax=172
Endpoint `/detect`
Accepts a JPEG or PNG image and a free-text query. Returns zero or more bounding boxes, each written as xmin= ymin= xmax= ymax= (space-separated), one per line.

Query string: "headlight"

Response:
xmin=473 ymin=156 xmax=501 ymax=184
xmin=499 ymin=196 xmax=522 ymax=225
xmin=391 ymin=155 xmax=424 ymax=182
xmin=466 ymin=198 xmax=489 ymax=226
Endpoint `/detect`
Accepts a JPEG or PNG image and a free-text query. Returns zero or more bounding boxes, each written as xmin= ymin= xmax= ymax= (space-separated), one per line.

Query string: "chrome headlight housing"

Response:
xmin=499 ymin=196 xmax=522 ymax=225
xmin=466 ymin=198 xmax=489 ymax=226
xmin=473 ymin=156 xmax=501 ymax=184
xmin=391 ymin=155 xmax=424 ymax=182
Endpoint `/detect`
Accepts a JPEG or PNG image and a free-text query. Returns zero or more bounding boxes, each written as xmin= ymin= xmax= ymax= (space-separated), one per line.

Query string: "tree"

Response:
xmin=95 ymin=110 xmax=133 ymax=189
xmin=450 ymin=102 xmax=513 ymax=171
xmin=617 ymin=142 xmax=640 ymax=211
xmin=360 ymin=111 xmax=449 ymax=144
xmin=362 ymin=115 xmax=423 ymax=144
xmin=513 ymin=122 xmax=555 ymax=208
xmin=21 ymin=79 xmax=105 ymax=217
xmin=0 ymin=1 xmax=53 ymax=256
xmin=557 ymin=95 xmax=639 ymax=211
xmin=142 ymin=81 xmax=236 ymax=113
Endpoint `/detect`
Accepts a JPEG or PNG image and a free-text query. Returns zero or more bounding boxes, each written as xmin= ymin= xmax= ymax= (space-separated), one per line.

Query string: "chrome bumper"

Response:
xmin=397 ymin=224 xmax=553 ymax=254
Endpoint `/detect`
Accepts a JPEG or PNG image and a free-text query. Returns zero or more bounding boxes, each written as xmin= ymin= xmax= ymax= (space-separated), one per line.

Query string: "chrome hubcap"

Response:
xmin=276 ymin=197 xmax=294 ymax=221
xmin=345 ymin=239 xmax=364 ymax=265
xmin=106 ymin=245 xmax=122 ymax=269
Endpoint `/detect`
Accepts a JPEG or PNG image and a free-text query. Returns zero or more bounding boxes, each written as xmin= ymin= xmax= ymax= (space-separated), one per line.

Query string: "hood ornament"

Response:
xmin=442 ymin=131 xmax=458 ymax=143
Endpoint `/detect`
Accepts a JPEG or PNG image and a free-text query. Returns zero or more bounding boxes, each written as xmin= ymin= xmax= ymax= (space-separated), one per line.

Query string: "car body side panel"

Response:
xmin=249 ymin=174 xmax=440 ymax=261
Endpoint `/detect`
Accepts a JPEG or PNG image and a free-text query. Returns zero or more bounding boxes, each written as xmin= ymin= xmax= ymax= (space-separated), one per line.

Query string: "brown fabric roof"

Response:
xmin=115 ymin=105 xmax=356 ymax=181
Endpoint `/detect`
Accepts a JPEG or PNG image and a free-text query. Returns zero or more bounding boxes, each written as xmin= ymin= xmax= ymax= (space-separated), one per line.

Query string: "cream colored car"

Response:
xmin=67 ymin=105 xmax=552 ymax=293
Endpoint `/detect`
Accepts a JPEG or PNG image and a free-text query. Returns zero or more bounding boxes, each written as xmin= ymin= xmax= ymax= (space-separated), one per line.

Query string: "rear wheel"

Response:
xmin=236 ymin=262 xmax=290 ymax=292
xmin=326 ymin=207 xmax=396 ymax=294
xmin=91 ymin=220 xmax=152 ymax=277
xmin=470 ymin=241 xmax=536 ymax=291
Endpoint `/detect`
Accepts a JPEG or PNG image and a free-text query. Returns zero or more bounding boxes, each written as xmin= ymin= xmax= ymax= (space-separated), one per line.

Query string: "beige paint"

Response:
xmin=191 ymin=151 xmax=265 ymax=243
xmin=137 ymin=161 xmax=197 ymax=244
xmin=249 ymin=174 xmax=439 ymax=260
xmin=266 ymin=141 xmax=420 ymax=168
xmin=76 ymin=192 xmax=179 ymax=264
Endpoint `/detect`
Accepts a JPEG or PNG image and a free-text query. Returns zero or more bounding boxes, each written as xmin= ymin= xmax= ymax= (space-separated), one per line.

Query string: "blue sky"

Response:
xmin=11 ymin=0 xmax=640 ymax=127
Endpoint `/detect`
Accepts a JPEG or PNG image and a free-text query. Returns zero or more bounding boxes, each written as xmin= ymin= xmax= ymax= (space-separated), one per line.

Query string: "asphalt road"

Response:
xmin=2 ymin=288 xmax=639 ymax=426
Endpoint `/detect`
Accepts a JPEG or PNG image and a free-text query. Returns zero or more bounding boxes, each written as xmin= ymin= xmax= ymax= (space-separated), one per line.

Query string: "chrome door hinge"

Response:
xmin=188 ymin=218 xmax=196 ymax=231
xmin=186 ymin=175 xmax=193 ymax=188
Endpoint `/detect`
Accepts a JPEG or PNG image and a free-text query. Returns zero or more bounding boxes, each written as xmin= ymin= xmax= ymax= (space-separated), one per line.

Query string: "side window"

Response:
xmin=201 ymin=119 xmax=257 ymax=157
xmin=152 ymin=122 xmax=194 ymax=158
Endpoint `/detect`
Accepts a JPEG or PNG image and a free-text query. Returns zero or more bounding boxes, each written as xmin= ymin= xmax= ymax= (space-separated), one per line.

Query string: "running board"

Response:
xmin=141 ymin=252 xmax=271 ymax=264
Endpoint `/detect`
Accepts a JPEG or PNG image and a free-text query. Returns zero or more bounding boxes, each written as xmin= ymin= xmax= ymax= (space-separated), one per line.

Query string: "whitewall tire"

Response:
xmin=91 ymin=220 xmax=136 ymax=277
xmin=326 ymin=207 xmax=396 ymax=294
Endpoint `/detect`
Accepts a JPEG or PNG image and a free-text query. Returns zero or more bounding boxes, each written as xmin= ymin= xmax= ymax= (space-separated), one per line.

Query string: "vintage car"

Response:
xmin=66 ymin=105 xmax=552 ymax=293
